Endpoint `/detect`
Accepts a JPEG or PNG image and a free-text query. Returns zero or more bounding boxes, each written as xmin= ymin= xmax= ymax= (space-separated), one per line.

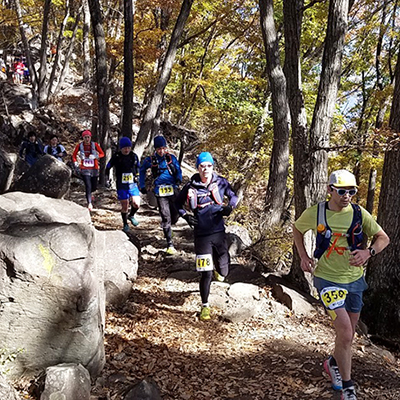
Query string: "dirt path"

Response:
xmin=68 ymin=185 xmax=400 ymax=399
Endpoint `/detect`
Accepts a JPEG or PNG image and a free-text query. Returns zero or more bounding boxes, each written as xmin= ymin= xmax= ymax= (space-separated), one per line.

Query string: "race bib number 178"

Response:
xmin=320 ymin=286 xmax=348 ymax=310
xmin=195 ymin=254 xmax=213 ymax=272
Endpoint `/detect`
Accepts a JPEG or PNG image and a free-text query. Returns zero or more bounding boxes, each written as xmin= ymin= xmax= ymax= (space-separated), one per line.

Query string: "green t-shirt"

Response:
xmin=294 ymin=203 xmax=382 ymax=284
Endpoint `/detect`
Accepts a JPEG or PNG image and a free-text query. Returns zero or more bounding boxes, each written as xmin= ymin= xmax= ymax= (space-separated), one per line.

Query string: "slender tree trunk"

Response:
xmin=259 ymin=0 xmax=290 ymax=228
xmin=13 ymin=0 xmax=38 ymax=102
xmin=47 ymin=0 xmax=70 ymax=98
xmin=88 ymin=0 xmax=110 ymax=184
xmin=38 ymin=0 xmax=52 ymax=105
xmin=83 ymin=0 xmax=91 ymax=85
xmin=134 ymin=0 xmax=194 ymax=159
xmin=52 ymin=13 xmax=81 ymax=98
xmin=362 ymin=53 xmax=400 ymax=340
xmin=283 ymin=0 xmax=312 ymax=293
xmin=121 ymin=0 xmax=134 ymax=139
xmin=309 ymin=0 xmax=349 ymax=204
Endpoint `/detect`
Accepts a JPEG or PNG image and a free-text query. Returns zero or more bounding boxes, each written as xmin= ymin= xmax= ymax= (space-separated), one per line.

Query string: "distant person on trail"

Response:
xmin=19 ymin=131 xmax=44 ymax=166
xmin=44 ymin=135 xmax=67 ymax=162
xmin=12 ymin=58 xmax=24 ymax=84
xmin=139 ymin=135 xmax=182 ymax=255
xmin=176 ymin=152 xmax=238 ymax=321
xmin=293 ymin=169 xmax=390 ymax=400
xmin=105 ymin=137 xmax=141 ymax=232
xmin=72 ymin=130 xmax=105 ymax=211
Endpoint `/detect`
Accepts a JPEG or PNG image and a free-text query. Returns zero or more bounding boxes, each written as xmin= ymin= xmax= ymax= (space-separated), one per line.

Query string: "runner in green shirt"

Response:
xmin=293 ymin=169 xmax=390 ymax=400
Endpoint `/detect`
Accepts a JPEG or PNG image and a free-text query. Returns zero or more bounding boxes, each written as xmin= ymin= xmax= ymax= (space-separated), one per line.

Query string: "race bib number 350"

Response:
xmin=320 ymin=286 xmax=348 ymax=310
xmin=158 ymin=185 xmax=174 ymax=197
xmin=195 ymin=254 xmax=213 ymax=272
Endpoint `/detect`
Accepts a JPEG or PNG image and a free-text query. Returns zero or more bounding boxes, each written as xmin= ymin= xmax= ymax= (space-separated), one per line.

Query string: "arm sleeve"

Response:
xmin=224 ymin=180 xmax=239 ymax=208
xmin=172 ymin=155 xmax=182 ymax=182
xmin=139 ymin=157 xmax=151 ymax=189
xmin=71 ymin=143 xmax=80 ymax=162
xmin=60 ymin=144 xmax=67 ymax=156
xmin=105 ymin=154 xmax=116 ymax=177
xmin=175 ymin=183 xmax=190 ymax=216
xmin=95 ymin=142 xmax=105 ymax=159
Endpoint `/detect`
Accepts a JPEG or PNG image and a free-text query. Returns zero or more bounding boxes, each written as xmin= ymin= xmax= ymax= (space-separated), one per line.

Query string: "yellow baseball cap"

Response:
xmin=328 ymin=169 xmax=358 ymax=187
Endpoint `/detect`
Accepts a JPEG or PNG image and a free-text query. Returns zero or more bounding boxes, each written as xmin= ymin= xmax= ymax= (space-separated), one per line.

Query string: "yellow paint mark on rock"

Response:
xmin=38 ymin=244 xmax=54 ymax=274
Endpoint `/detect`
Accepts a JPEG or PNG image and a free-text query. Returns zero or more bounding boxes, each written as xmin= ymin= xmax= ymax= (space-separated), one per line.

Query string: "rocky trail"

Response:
xmin=17 ymin=181 xmax=400 ymax=400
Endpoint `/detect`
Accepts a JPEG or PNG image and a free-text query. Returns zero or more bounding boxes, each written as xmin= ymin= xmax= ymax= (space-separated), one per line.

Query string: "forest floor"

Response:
xmin=14 ymin=181 xmax=400 ymax=400
xmin=84 ymin=184 xmax=400 ymax=398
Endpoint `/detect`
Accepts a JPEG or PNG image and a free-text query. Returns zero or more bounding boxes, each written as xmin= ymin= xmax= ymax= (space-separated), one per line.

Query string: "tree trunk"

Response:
xmin=133 ymin=0 xmax=194 ymax=159
xmin=52 ymin=13 xmax=81 ymax=98
xmin=283 ymin=0 xmax=312 ymax=293
xmin=309 ymin=0 xmax=349 ymax=204
xmin=83 ymin=0 xmax=91 ymax=85
xmin=88 ymin=0 xmax=111 ymax=184
xmin=38 ymin=0 xmax=52 ymax=105
xmin=13 ymin=0 xmax=38 ymax=100
xmin=121 ymin=0 xmax=134 ymax=139
xmin=362 ymin=54 xmax=400 ymax=340
xmin=259 ymin=0 xmax=290 ymax=228
xmin=47 ymin=0 xmax=70 ymax=98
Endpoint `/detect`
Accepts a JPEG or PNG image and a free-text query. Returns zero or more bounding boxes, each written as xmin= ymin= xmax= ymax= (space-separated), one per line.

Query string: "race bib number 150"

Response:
xmin=195 ymin=254 xmax=213 ymax=272
xmin=320 ymin=286 xmax=348 ymax=310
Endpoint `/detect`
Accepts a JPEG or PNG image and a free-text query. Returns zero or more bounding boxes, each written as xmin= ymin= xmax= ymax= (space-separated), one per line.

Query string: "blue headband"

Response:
xmin=196 ymin=152 xmax=214 ymax=168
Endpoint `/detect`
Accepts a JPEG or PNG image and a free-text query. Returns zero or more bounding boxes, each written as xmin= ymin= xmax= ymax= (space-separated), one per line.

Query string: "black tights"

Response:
xmin=82 ymin=174 xmax=98 ymax=204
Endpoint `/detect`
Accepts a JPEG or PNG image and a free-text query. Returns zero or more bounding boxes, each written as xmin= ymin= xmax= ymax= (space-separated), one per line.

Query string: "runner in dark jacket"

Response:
xmin=106 ymin=137 xmax=141 ymax=232
xmin=19 ymin=131 xmax=44 ymax=166
xmin=176 ymin=152 xmax=238 ymax=321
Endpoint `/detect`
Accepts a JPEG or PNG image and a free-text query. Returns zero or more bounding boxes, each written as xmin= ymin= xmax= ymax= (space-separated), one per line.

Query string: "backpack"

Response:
xmin=151 ymin=153 xmax=177 ymax=178
xmin=187 ymin=181 xmax=223 ymax=210
xmin=79 ymin=141 xmax=96 ymax=157
xmin=47 ymin=145 xmax=62 ymax=155
xmin=313 ymin=202 xmax=363 ymax=259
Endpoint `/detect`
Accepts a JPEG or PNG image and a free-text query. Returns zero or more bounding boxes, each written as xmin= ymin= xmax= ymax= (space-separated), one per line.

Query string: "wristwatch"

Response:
xmin=368 ymin=247 xmax=376 ymax=257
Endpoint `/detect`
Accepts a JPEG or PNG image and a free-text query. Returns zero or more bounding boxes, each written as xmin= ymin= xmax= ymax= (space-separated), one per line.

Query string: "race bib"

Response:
xmin=158 ymin=185 xmax=174 ymax=197
xmin=122 ymin=173 xmax=134 ymax=184
xmin=195 ymin=254 xmax=213 ymax=272
xmin=320 ymin=286 xmax=348 ymax=310
xmin=83 ymin=158 xmax=95 ymax=167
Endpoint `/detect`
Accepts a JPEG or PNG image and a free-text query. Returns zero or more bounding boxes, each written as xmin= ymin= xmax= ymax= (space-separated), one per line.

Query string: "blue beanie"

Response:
xmin=154 ymin=135 xmax=167 ymax=148
xmin=119 ymin=137 xmax=132 ymax=148
xmin=196 ymin=152 xmax=214 ymax=168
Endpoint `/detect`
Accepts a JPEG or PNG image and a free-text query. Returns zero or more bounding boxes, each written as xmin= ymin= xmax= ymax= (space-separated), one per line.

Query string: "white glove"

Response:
xmin=89 ymin=154 xmax=96 ymax=160
xmin=74 ymin=161 xmax=79 ymax=168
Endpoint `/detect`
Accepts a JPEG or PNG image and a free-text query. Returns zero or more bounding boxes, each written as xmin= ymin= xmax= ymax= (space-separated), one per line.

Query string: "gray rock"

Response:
xmin=226 ymin=224 xmax=252 ymax=257
xmin=0 ymin=193 xmax=105 ymax=378
xmin=271 ymin=284 xmax=315 ymax=316
xmin=124 ymin=379 xmax=162 ymax=400
xmin=0 ymin=149 xmax=14 ymax=193
xmin=96 ymin=230 xmax=138 ymax=306
xmin=11 ymin=154 xmax=71 ymax=199
xmin=40 ymin=364 xmax=91 ymax=400
xmin=0 ymin=374 xmax=21 ymax=400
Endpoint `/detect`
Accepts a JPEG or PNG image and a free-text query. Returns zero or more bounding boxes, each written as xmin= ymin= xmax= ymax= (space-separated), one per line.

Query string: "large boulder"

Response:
xmin=0 ymin=149 xmax=14 ymax=193
xmin=0 ymin=192 xmax=139 ymax=379
xmin=11 ymin=154 xmax=71 ymax=198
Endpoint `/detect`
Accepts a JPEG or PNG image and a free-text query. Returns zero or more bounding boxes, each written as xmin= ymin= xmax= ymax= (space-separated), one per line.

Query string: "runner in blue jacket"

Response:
xmin=176 ymin=152 xmax=238 ymax=321
xmin=139 ymin=136 xmax=182 ymax=254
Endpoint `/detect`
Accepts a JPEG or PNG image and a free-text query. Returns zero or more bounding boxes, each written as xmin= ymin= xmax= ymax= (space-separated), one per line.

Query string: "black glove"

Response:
xmin=140 ymin=187 xmax=147 ymax=195
xmin=182 ymin=213 xmax=198 ymax=228
xmin=221 ymin=204 xmax=233 ymax=217
xmin=176 ymin=179 xmax=182 ymax=186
